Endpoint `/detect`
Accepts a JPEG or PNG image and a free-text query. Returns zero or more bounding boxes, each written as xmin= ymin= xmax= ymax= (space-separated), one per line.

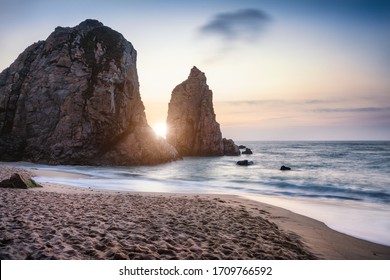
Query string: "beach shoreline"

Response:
xmin=1 ymin=165 xmax=389 ymax=260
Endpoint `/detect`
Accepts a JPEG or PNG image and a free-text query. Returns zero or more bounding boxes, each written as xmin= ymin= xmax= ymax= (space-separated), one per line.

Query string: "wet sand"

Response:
xmin=1 ymin=165 xmax=389 ymax=260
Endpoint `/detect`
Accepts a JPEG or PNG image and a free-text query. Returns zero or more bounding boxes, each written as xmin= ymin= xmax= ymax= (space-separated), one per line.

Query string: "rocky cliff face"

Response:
xmin=0 ymin=19 xmax=180 ymax=165
xmin=166 ymin=67 xmax=239 ymax=156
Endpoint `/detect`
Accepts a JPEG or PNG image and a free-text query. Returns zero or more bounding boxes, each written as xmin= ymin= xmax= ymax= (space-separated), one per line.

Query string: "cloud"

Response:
xmin=199 ymin=8 xmax=271 ymax=42
xmin=219 ymin=99 xmax=284 ymax=106
xmin=313 ymin=107 xmax=390 ymax=113
xmin=218 ymin=98 xmax=340 ymax=107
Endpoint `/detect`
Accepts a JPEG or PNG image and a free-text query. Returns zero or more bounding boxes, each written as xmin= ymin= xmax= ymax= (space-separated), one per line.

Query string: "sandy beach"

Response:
xmin=1 ymin=165 xmax=389 ymax=260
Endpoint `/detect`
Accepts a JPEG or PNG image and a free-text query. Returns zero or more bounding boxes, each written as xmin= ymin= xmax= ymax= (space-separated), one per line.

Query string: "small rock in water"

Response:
xmin=242 ymin=148 xmax=253 ymax=154
xmin=280 ymin=165 xmax=291 ymax=171
xmin=238 ymin=145 xmax=246 ymax=149
xmin=237 ymin=160 xmax=254 ymax=166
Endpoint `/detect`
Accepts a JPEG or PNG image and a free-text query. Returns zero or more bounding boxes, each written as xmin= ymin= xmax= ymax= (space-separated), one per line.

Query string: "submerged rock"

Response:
xmin=280 ymin=165 xmax=291 ymax=171
xmin=242 ymin=148 xmax=253 ymax=155
xmin=237 ymin=160 xmax=254 ymax=166
xmin=0 ymin=19 xmax=180 ymax=165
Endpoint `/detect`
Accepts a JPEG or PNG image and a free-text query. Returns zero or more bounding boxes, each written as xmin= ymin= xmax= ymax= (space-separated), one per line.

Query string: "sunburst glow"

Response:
xmin=153 ymin=122 xmax=167 ymax=138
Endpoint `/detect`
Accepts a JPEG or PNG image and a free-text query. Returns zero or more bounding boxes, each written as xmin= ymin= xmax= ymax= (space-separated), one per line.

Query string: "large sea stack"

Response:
xmin=0 ymin=19 xmax=180 ymax=165
xmin=167 ymin=66 xmax=240 ymax=156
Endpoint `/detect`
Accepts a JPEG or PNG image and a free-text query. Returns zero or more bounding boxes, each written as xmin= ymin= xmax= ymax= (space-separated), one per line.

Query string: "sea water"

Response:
xmin=14 ymin=141 xmax=390 ymax=245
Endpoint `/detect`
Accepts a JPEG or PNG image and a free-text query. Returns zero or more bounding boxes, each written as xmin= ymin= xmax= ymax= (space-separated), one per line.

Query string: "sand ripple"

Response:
xmin=0 ymin=188 xmax=316 ymax=260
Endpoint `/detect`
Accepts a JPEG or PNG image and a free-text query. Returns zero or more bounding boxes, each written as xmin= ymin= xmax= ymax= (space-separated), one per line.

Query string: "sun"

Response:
xmin=153 ymin=122 xmax=167 ymax=138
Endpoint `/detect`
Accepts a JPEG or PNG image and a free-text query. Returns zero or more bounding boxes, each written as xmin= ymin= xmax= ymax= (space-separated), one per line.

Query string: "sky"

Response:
xmin=1 ymin=0 xmax=389 ymax=140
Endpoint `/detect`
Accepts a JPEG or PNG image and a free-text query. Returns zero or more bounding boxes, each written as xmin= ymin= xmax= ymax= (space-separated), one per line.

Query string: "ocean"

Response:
xmin=13 ymin=141 xmax=390 ymax=246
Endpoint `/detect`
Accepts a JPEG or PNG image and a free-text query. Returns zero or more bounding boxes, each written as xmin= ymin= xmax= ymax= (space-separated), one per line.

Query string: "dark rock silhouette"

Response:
xmin=242 ymin=148 xmax=253 ymax=154
xmin=166 ymin=66 xmax=239 ymax=157
xmin=237 ymin=160 xmax=254 ymax=166
xmin=0 ymin=19 xmax=180 ymax=165
xmin=238 ymin=145 xmax=246 ymax=149
xmin=280 ymin=165 xmax=291 ymax=171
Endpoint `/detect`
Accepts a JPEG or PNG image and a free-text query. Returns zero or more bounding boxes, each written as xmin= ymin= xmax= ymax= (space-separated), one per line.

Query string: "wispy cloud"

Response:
xmin=218 ymin=98 xmax=340 ymax=107
xmin=216 ymin=99 xmax=390 ymax=123
xmin=199 ymin=8 xmax=271 ymax=43
xmin=313 ymin=107 xmax=390 ymax=113
xmin=218 ymin=99 xmax=284 ymax=106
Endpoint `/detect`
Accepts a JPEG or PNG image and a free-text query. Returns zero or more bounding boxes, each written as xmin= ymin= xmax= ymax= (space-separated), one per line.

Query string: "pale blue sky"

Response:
xmin=1 ymin=0 xmax=389 ymax=140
